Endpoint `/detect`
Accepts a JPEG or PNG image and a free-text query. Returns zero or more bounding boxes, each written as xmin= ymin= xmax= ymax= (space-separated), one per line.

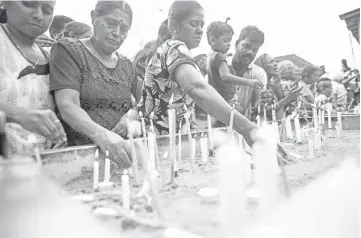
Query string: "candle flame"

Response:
xmin=105 ymin=150 xmax=109 ymax=157
xmin=183 ymin=104 xmax=187 ymax=111
xmin=150 ymin=112 xmax=154 ymax=119
xmin=94 ymin=148 xmax=99 ymax=160
xmin=139 ymin=111 xmax=143 ymax=118
xmin=201 ymin=132 xmax=204 ymax=138
xmin=169 ymin=93 xmax=174 ymax=106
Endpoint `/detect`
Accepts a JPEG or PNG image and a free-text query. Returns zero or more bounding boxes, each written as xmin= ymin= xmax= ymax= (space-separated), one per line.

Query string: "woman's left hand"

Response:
xmin=35 ymin=34 xmax=56 ymax=47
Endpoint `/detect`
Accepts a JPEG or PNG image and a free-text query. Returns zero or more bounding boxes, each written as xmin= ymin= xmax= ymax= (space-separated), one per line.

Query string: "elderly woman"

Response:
xmin=0 ymin=1 xmax=66 ymax=156
xmin=50 ymin=0 xmax=138 ymax=168
xmin=137 ymin=0 xmax=268 ymax=147
xmin=254 ymin=54 xmax=302 ymax=120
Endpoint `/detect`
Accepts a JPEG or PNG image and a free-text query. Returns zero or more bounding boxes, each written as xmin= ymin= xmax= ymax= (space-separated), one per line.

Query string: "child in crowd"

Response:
xmin=206 ymin=20 xmax=263 ymax=106
xmin=60 ymin=21 xmax=92 ymax=40
xmin=315 ymin=78 xmax=333 ymax=107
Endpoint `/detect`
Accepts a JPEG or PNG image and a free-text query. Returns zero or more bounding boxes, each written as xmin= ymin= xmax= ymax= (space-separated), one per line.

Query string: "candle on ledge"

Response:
xmin=263 ymin=103 xmax=267 ymax=123
xmin=294 ymin=114 xmax=302 ymax=143
xmin=200 ymin=133 xmax=208 ymax=164
xmin=285 ymin=116 xmax=293 ymax=139
xmin=256 ymin=103 xmax=261 ymax=126
xmin=121 ymin=169 xmax=130 ymax=209
xmin=313 ymin=105 xmax=318 ymax=130
xmin=227 ymin=104 xmax=235 ymax=136
xmin=271 ymin=103 xmax=277 ymax=122
xmin=139 ymin=111 xmax=148 ymax=148
xmin=207 ymin=114 xmax=214 ymax=155
xmin=308 ymin=139 xmax=314 ymax=158
xmin=128 ymin=123 xmax=140 ymax=185
xmin=176 ymin=121 xmax=182 ymax=178
xmin=147 ymin=131 xmax=156 ymax=174
xmin=337 ymin=111 xmax=342 ymax=131
xmin=327 ymin=103 xmax=332 ymax=129
xmin=149 ymin=112 xmax=161 ymax=171
xmin=190 ymin=137 xmax=196 ymax=173
xmin=93 ymin=149 xmax=99 ymax=190
xmin=168 ymin=94 xmax=176 ymax=183
xmin=104 ymin=150 xmax=110 ymax=182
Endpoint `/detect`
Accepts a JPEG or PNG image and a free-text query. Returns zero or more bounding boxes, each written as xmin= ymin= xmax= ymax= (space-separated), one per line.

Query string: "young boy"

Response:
xmin=206 ymin=20 xmax=263 ymax=107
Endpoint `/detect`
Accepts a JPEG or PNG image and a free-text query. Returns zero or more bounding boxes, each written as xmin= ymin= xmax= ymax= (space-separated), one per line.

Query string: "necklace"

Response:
xmin=3 ymin=25 xmax=41 ymax=69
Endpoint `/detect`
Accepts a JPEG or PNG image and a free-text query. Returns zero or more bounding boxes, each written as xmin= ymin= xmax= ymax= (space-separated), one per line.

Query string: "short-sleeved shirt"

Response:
xmin=331 ymin=81 xmax=348 ymax=105
xmin=207 ymin=51 xmax=235 ymax=102
xmin=137 ymin=39 xmax=197 ymax=135
xmin=49 ymin=38 xmax=136 ymax=146
xmin=231 ymin=63 xmax=267 ymax=119
xmin=0 ymin=25 xmax=54 ymax=155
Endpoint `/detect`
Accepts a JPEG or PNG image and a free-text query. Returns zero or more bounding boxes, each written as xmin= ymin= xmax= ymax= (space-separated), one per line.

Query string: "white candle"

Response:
xmin=256 ymin=103 xmax=261 ymax=126
xmin=263 ymin=104 xmax=267 ymax=123
xmin=218 ymin=143 xmax=247 ymax=236
xmin=294 ymin=115 xmax=302 ymax=143
xmin=272 ymin=103 xmax=276 ymax=122
xmin=253 ymin=125 xmax=281 ymax=217
xmin=337 ymin=111 xmax=342 ymax=131
xmin=93 ymin=161 xmax=99 ymax=190
xmin=200 ymin=136 xmax=208 ymax=164
xmin=321 ymin=108 xmax=325 ymax=124
xmin=128 ymin=125 xmax=139 ymax=185
xmin=327 ymin=107 xmax=332 ymax=129
xmin=139 ymin=111 xmax=148 ymax=148
xmin=190 ymin=138 xmax=196 ymax=173
xmin=285 ymin=117 xmax=293 ymax=139
xmin=335 ymin=124 xmax=341 ymax=137
xmin=104 ymin=151 xmax=110 ymax=182
xmin=121 ymin=169 xmax=130 ymax=209
xmin=207 ymin=114 xmax=213 ymax=152
xmin=148 ymin=132 xmax=156 ymax=174
xmin=177 ymin=121 xmax=182 ymax=177
xmin=318 ymin=109 xmax=322 ymax=125
xmin=308 ymin=140 xmax=314 ymax=158
xmin=314 ymin=131 xmax=322 ymax=150
xmin=313 ymin=106 xmax=318 ymax=130
xmin=272 ymin=121 xmax=280 ymax=142
xmin=227 ymin=105 xmax=235 ymax=136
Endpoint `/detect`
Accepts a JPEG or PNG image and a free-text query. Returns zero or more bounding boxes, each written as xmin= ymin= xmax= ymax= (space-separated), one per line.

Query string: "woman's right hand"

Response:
xmin=19 ymin=109 xmax=67 ymax=145
xmin=94 ymin=130 xmax=132 ymax=169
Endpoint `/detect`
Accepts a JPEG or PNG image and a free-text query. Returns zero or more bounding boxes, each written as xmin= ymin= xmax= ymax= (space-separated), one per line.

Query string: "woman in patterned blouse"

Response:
xmin=0 ymin=1 xmax=67 ymax=156
xmin=137 ymin=0 xmax=259 ymax=147
xmin=50 ymin=1 xmax=140 ymax=168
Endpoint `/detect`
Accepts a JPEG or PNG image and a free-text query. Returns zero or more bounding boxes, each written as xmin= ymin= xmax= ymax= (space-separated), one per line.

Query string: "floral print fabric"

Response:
xmin=137 ymin=39 xmax=197 ymax=135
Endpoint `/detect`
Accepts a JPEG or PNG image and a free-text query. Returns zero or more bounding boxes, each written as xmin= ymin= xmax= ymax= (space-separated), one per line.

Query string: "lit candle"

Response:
xmin=139 ymin=111 xmax=148 ymax=148
xmin=256 ymin=103 xmax=261 ymax=126
xmin=207 ymin=114 xmax=213 ymax=154
xmin=327 ymin=104 xmax=332 ymax=129
xmin=149 ymin=112 xmax=161 ymax=171
xmin=308 ymin=140 xmax=314 ymax=158
xmin=190 ymin=138 xmax=196 ymax=173
xmin=253 ymin=125 xmax=281 ymax=216
xmin=121 ymin=169 xmax=130 ymax=209
xmin=318 ymin=108 xmax=322 ymax=125
xmin=272 ymin=103 xmax=276 ymax=122
xmin=104 ymin=150 xmax=110 ymax=182
xmin=313 ymin=106 xmax=318 ymax=130
xmin=93 ymin=149 xmax=99 ymax=190
xmin=29 ymin=135 xmax=41 ymax=166
xmin=335 ymin=124 xmax=341 ymax=137
xmin=218 ymin=143 xmax=247 ymax=236
xmin=337 ymin=111 xmax=342 ymax=131
xmin=128 ymin=123 xmax=139 ymax=185
xmin=294 ymin=115 xmax=302 ymax=143
xmin=147 ymin=132 xmax=156 ymax=174
xmin=168 ymin=94 xmax=176 ymax=182
xmin=200 ymin=133 xmax=208 ymax=164
xmin=263 ymin=103 xmax=267 ymax=123
xmin=227 ymin=104 xmax=235 ymax=136
xmin=285 ymin=116 xmax=293 ymax=139
xmin=321 ymin=107 xmax=325 ymax=124
xmin=314 ymin=131 xmax=322 ymax=150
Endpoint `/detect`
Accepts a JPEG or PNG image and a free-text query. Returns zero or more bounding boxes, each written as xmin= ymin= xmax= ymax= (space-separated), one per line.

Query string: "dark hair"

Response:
xmin=94 ymin=0 xmax=133 ymax=26
xmin=206 ymin=21 xmax=234 ymax=45
xmin=0 ymin=1 xmax=6 ymax=23
xmin=50 ymin=15 xmax=74 ymax=31
xmin=63 ymin=21 xmax=91 ymax=37
xmin=235 ymin=25 xmax=264 ymax=47
xmin=301 ymin=65 xmax=319 ymax=80
xmin=158 ymin=19 xmax=171 ymax=40
xmin=168 ymin=0 xmax=203 ymax=33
